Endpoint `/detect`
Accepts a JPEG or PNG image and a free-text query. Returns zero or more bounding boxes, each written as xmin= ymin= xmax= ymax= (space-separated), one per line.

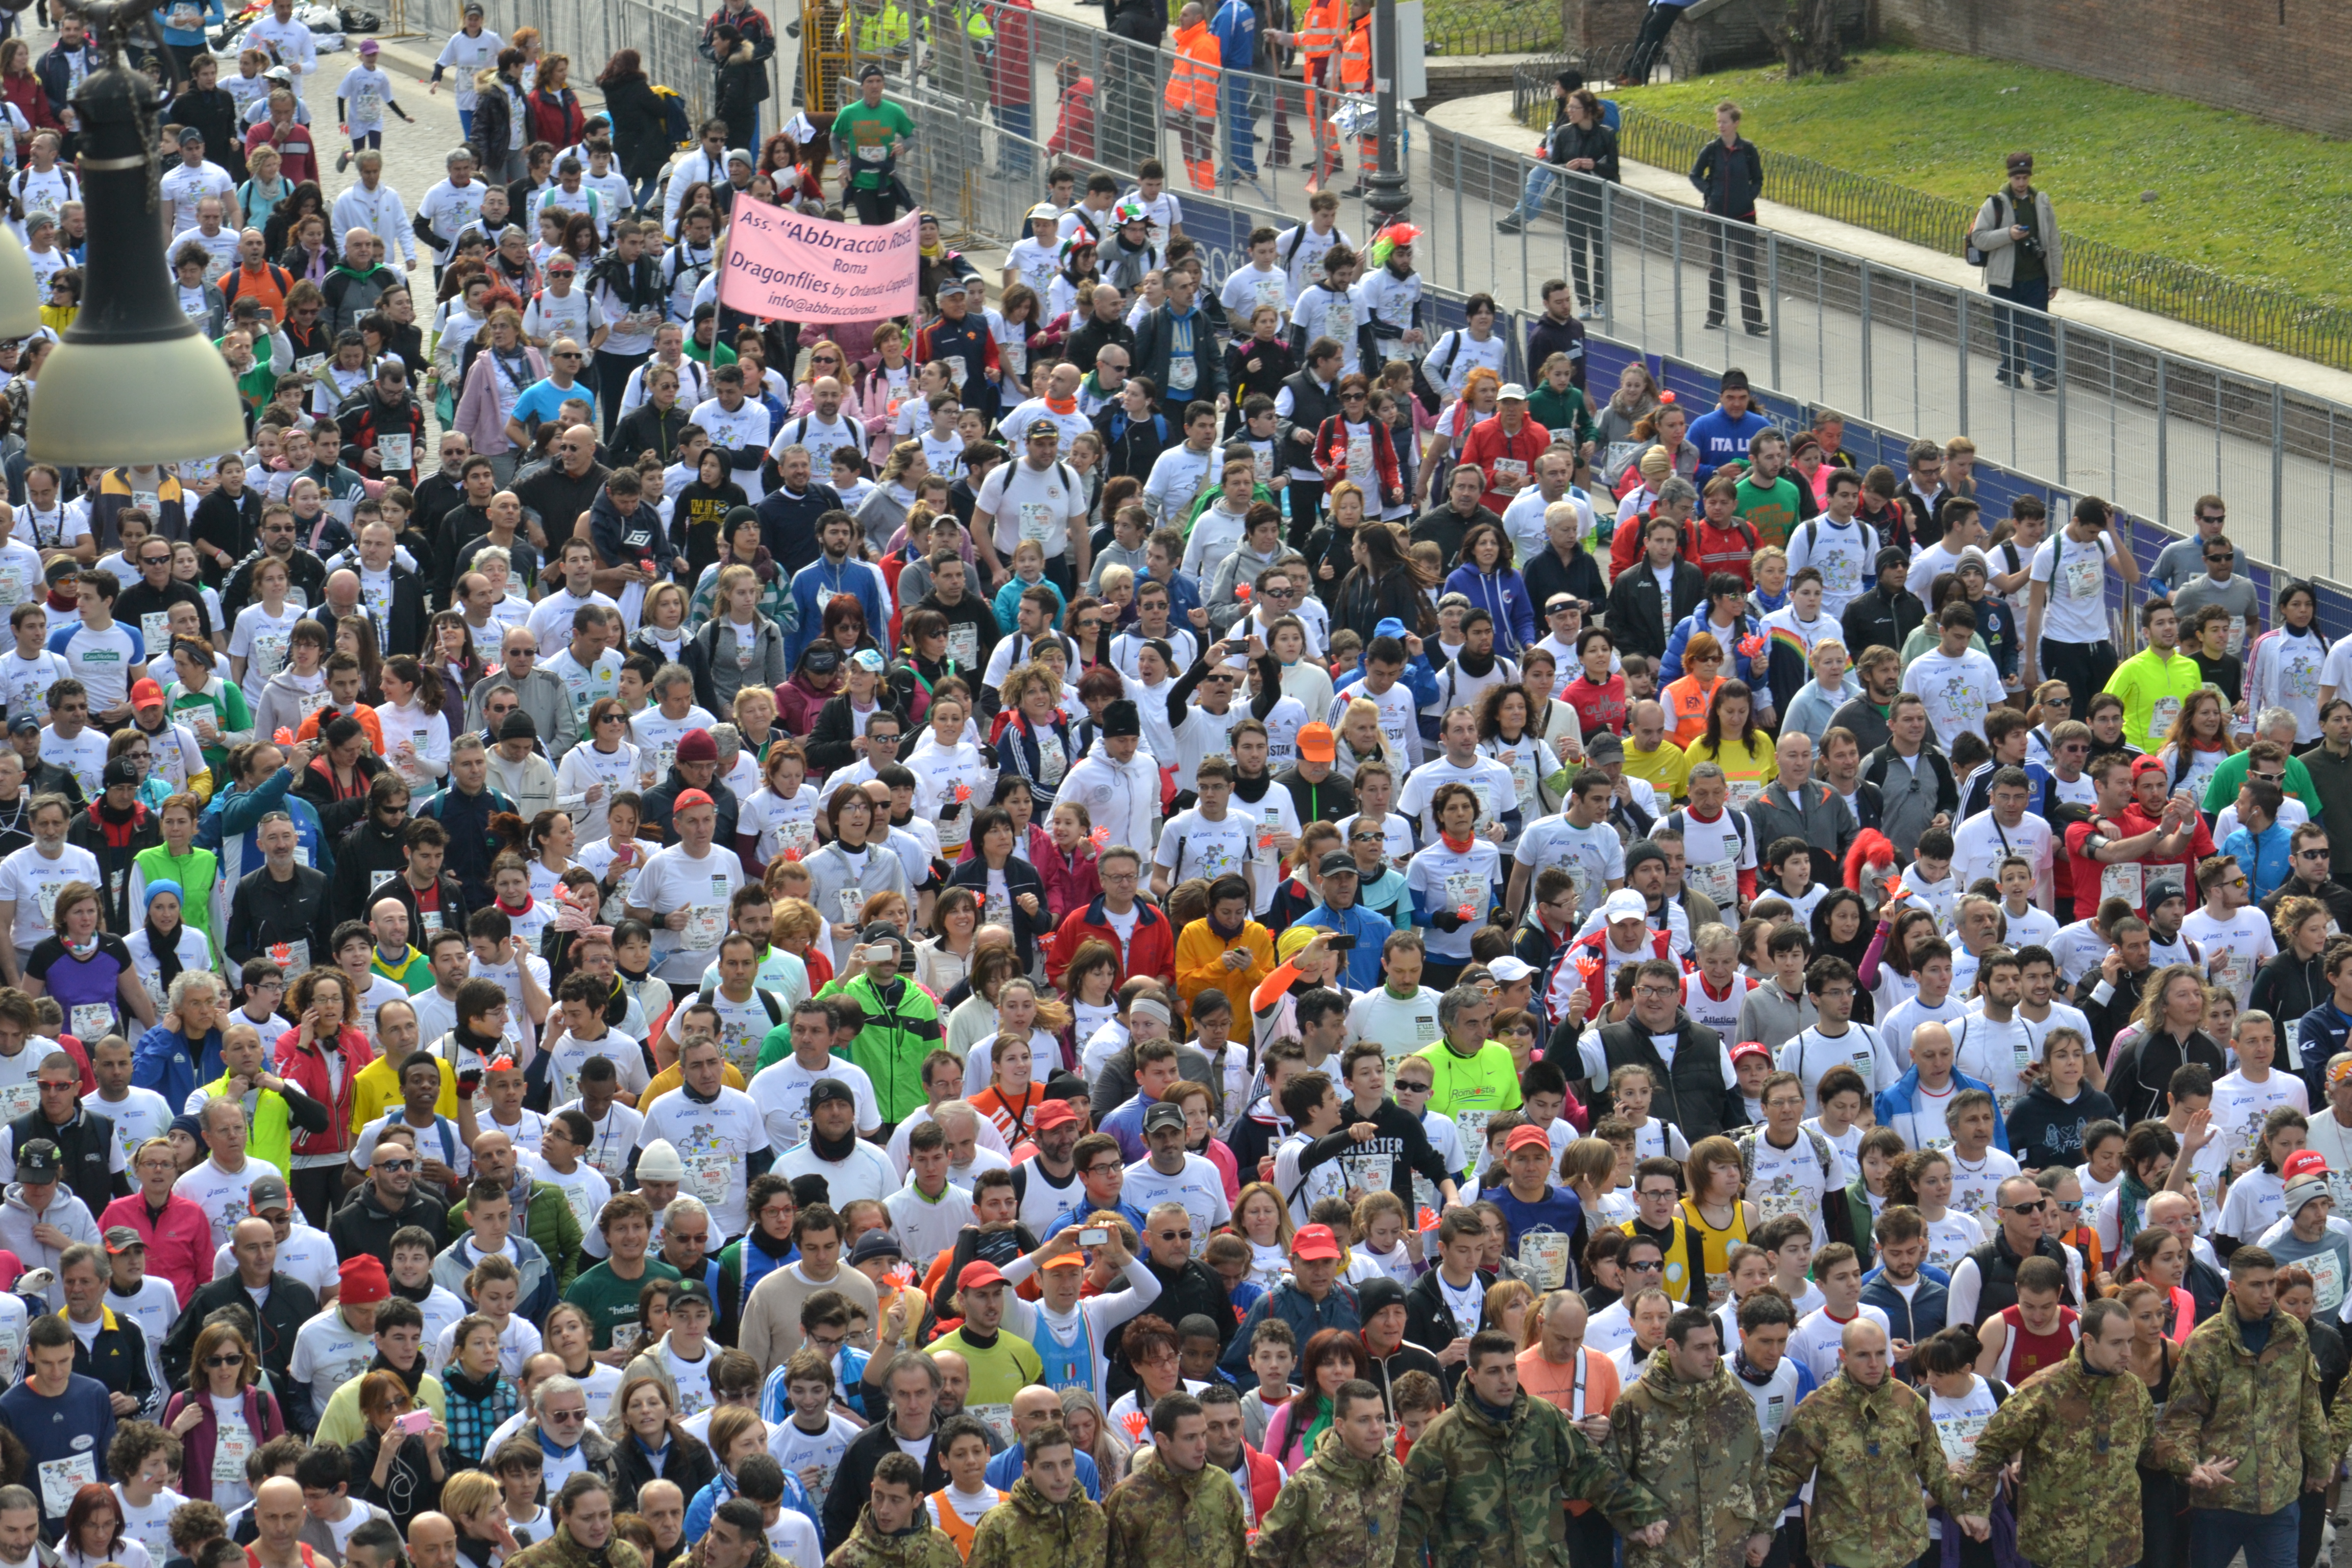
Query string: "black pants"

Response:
xmin=1707 ymin=211 xmax=1765 ymax=331
xmin=595 ymin=349 xmax=650 ymax=439
xmin=851 ymin=182 xmax=907 ymax=227
xmin=1624 ymin=2 xmax=1682 ymax=83
xmin=1563 ymin=1506 xmax=1615 ymax=1568
xmin=289 ymin=1164 xmax=341 ymax=1231
xmin=1564 ymin=197 xmax=1608 ymax=313
xmin=2038 ymin=636 xmax=2117 ymax=709
xmin=1990 ymin=274 xmax=2056 ymax=384
xmin=1286 ymin=476 xmax=1325 ymax=550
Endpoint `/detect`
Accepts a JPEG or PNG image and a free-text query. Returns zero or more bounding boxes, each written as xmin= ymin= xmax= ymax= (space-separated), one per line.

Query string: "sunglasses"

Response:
xmin=379 ymin=1158 xmax=414 ymax=1171
xmin=2003 ymin=1198 xmax=2046 ymax=1215
xmin=206 ymin=1354 xmax=245 ymax=1367
xmin=1622 ymin=1259 xmax=1664 ymax=1273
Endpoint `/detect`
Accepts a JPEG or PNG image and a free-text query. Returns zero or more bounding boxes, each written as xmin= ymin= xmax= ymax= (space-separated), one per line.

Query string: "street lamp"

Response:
xmin=1365 ymin=0 xmax=1407 ymax=227
xmin=20 ymin=0 xmax=246 ymax=465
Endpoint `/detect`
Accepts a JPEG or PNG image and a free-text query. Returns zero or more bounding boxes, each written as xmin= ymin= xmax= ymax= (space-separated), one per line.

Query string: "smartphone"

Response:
xmin=1327 ymin=935 xmax=1357 ymax=952
xmin=396 ymin=1409 xmax=433 ymax=1436
xmin=939 ymin=801 xmax=962 ymax=821
xmin=1079 ymin=1227 xmax=1109 ymax=1247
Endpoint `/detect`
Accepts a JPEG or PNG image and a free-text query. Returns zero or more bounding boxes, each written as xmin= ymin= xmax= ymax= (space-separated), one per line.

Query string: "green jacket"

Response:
xmin=2199 ymin=746 xmax=2322 ymax=821
xmin=506 ymin=1525 xmax=644 ymax=1568
xmin=820 ymin=971 xmax=945 ymax=1124
xmin=1608 ymin=1356 xmax=1773 ymax=1568
xmin=1398 ymin=1381 xmax=1665 ymax=1568
xmin=2150 ymin=1296 xmax=2335 ymax=1516
xmin=1105 ymin=1444 xmax=1249 ymax=1568
xmin=826 ymin=1510 xmax=963 ymax=1568
xmin=451 ymin=1176 xmax=587 ymax=1293
xmin=1958 ymin=1344 xmax=2157 ymax=1568
xmin=1247 ymin=1427 xmax=1406 ymax=1568
xmin=967 ymin=1476 xmax=1108 ymax=1568
xmin=1763 ymin=1369 xmax=1953 ymax=1568
xmin=1527 ymin=383 xmax=1594 ymax=450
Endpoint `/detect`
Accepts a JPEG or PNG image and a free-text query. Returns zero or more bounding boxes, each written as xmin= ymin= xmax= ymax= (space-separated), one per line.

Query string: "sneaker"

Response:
xmin=335 ymin=147 xmax=352 ymax=173
xmin=1496 ymin=213 xmax=1525 ymax=234
xmin=2031 ymin=375 xmax=2058 ymax=391
xmin=1746 ymin=323 xmax=1770 ymax=337
xmin=1703 ymin=316 xmax=1725 ymax=329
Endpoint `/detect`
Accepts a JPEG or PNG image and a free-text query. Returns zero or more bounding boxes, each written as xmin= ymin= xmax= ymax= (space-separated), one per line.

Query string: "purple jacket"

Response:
xmin=161 ymin=1386 xmax=284 ymax=1502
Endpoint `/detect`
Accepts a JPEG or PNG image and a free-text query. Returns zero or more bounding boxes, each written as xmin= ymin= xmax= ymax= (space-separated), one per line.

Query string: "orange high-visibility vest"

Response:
xmin=1298 ymin=0 xmax=1346 ymax=70
xmin=1165 ymin=20 xmax=1219 ymax=114
xmin=1337 ymin=16 xmax=1373 ymax=92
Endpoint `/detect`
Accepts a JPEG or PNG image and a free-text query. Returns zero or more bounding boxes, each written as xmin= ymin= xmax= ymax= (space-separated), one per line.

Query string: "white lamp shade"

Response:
xmin=0 ymin=228 xmax=34 ymax=340
xmin=25 ymin=330 xmax=248 ymax=468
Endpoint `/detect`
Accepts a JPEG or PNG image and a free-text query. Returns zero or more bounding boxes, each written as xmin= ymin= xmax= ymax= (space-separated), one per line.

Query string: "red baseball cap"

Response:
xmin=2283 ymin=1150 xmax=2331 ymax=1183
xmin=1291 ymin=1223 xmax=1344 ymax=1261
xmin=1034 ymin=1099 xmax=1080 ymax=1130
xmin=131 ymin=678 xmax=164 ymax=708
xmin=1729 ymin=1040 xmax=1772 ymax=1066
xmin=675 ymin=788 xmax=715 ymax=811
xmin=1505 ymin=1124 xmax=1553 ymax=1156
xmin=957 ymin=1260 xmax=1009 ymax=1291
xmin=2131 ymin=755 xmax=2171 ymax=780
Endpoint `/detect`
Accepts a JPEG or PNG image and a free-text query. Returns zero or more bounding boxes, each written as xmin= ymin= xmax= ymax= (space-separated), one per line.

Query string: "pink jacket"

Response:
xmin=452 ymin=343 xmax=549 ymax=456
xmin=853 ymin=354 xmax=916 ymax=460
xmin=101 ymin=1190 xmax=215 ymax=1305
xmin=1028 ymin=831 xmax=1101 ymax=927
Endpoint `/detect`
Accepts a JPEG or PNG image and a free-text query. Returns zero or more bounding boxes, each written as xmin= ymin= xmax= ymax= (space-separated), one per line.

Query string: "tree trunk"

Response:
xmin=1779 ymin=0 xmax=1844 ymax=77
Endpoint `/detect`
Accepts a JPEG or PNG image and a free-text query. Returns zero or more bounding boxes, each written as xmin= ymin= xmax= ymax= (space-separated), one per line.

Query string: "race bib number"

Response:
xmin=141 ymin=611 xmax=173 ymax=654
xmin=2061 ymin=553 xmax=2100 ymax=600
xmin=685 ymin=904 xmax=725 ymax=949
xmin=1339 ymin=1150 xmax=1392 ymax=1198
xmin=1168 ymin=356 xmax=1197 ymax=392
xmin=1036 ymin=731 xmax=1066 ymax=784
xmin=2100 ymin=860 xmax=2144 ymax=906
xmin=69 ymin=1002 xmax=114 ymax=1041
xmin=266 ymin=938 xmax=310 ymax=973
xmin=1689 ymin=857 xmax=1738 ymax=907
xmin=1455 ymin=1107 xmax=1490 ymax=1149
xmin=946 ymin=623 xmax=977 ymax=666
xmin=1518 ymin=1231 xmax=1571 ymax=1290
xmin=1491 ymin=457 xmax=1527 ymax=489
xmin=689 ymin=1158 xmax=729 ymax=1204
xmin=1442 ymin=869 xmax=1486 ymax=918
xmin=251 ymin=632 xmax=289 ymax=679
xmin=1018 ymin=501 xmax=1058 ymax=545
xmin=2148 ymin=696 xmax=2181 ymax=739
xmin=837 ymin=888 xmax=865 ymax=923
xmin=858 ymin=142 xmax=886 ymax=162
xmin=379 ymin=433 xmax=412 ymax=472
xmin=1726 ymin=778 xmax=1762 ymax=810
xmin=0 ymin=1082 xmax=35 ymax=1119
xmin=212 ymin=1424 xmax=252 ymax=1484
xmin=38 ymin=1452 xmax=96 ymax=1518
xmin=1345 ymin=434 xmax=1373 ymax=479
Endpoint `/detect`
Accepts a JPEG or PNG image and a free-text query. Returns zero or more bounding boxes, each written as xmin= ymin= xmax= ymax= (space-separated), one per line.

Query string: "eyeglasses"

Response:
xmin=206 ymin=1354 xmax=245 ymax=1367
xmin=1622 ymin=1259 xmax=1664 ymax=1273
xmin=2002 ymin=1198 xmax=2046 ymax=1215
xmin=1082 ymin=1161 xmax=1122 ymax=1177
xmin=2198 ymin=512 xmax=2227 ymax=525
xmin=2206 ymin=551 xmax=2234 ymax=562
xmin=1157 ymin=1229 xmax=1193 ymax=1241
xmin=378 ymin=1158 xmax=415 ymax=1172
xmin=543 ymin=1408 xmax=586 ymax=1423
xmin=2298 ymin=848 xmax=2330 ymax=860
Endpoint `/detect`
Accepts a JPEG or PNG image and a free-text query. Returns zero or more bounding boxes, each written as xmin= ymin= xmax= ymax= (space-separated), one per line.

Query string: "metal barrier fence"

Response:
xmin=883 ymin=83 xmax=2352 ymax=651
xmin=498 ymin=0 xmax=713 ymax=129
xmin=1506 ymin=71 xmax=2352 ymax=374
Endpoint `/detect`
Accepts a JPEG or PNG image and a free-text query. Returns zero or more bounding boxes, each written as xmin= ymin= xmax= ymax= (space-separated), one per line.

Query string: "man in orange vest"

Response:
xmin=1296 ymin=0 xmax=1345 ymax=190
xmin=1164 ymin=1 xmax=1220 ymax=193
xmin=1333 ymin=0 xmax=1375 ymax=197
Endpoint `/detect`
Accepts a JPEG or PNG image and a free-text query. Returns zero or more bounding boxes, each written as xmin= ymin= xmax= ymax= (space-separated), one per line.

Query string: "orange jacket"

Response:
xmin=295 ymin=702 xmax=385 ymax=753
xmin=1165 ymin=21 xmax=1219 ymax=115
xmin=1298 ymin=0 xmax=1346 ymax=69
xmin=1337 ymin=15 xmax=1372 ymax=92
xmin=1662 ymin=672 xmax=1722 ymax=746
xmin=1173 ymin=913 xmax=1273 ymax=1024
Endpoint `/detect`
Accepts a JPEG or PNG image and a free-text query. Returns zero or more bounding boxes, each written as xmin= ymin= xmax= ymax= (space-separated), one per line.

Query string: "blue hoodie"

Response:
xmin=130 ymin=1020 xmax=226 ymax=1111
xmin=1684 ymin=405 xmax=1775 ymax=486
xmin=1874 ymin=1064 xmax=2011 ymax=1154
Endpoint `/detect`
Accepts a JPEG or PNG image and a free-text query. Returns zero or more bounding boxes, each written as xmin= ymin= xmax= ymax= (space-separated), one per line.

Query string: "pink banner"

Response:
xmin=717 ymin=205 xmax=922 ymax=323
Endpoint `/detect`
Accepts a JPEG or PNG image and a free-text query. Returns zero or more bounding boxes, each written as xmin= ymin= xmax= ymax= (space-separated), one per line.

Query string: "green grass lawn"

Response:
xmin=1616 ymin=49 xmax=2352 ymax=311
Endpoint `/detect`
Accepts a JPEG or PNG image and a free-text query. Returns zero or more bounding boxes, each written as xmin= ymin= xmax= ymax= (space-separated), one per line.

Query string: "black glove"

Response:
xmin=1431 ymin=911 xmax=1463 ymax=933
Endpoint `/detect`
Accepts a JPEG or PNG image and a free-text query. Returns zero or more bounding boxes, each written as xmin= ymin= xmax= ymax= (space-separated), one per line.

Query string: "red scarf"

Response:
xmin=1439 ymin=830 xmax=1476 ymax=854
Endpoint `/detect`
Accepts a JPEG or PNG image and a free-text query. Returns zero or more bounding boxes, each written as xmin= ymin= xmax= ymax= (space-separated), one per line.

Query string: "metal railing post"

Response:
xmin=1453 ymin=137 xmax=1464 ymax=292
xmin=1767 ymin=232 xmax=1780 ymax=388
xmin=1956 ymin=290 xmax=1969 ymax=437
xmin=1858 ymin=261 xmax=1872 ymax=423
xmin=2155 ymin=356 xmax=2168 ymax=529
xmin=2275 ymin=383 xmax=2288 ymax=569
xmin=2054 ymin=317 xmax=2068 ymax=485
xmin=1672 ymin=214 xmax=1684 ymax=362
xmin=1600 ymin=181 xmax=1614 ymax=326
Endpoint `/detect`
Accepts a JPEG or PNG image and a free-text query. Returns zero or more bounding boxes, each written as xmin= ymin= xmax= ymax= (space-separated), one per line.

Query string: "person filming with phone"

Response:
xmin=1292 ymin=852 xmax=1391 ymax=991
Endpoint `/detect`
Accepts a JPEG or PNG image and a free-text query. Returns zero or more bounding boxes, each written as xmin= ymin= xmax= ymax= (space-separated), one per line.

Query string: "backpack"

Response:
xmin=1735 ymin=1120 xmax=1836 ymax=1188
xmin=1965 ymin=191 xmax=2002 ymax=267
xmin=652 ymin=83 xmax=693 ymax=149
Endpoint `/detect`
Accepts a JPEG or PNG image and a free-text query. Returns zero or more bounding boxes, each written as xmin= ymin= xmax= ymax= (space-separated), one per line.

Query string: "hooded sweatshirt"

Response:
xmin=0 ymin=1182 xmax=102 ymax=1294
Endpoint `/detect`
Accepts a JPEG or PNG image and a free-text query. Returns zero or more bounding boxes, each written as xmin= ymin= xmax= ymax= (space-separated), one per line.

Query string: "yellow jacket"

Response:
xmin=1174 ymin=916 xmax=1273 ymax=1025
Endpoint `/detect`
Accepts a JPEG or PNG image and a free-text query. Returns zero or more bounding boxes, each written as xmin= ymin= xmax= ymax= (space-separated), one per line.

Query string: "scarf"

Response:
xmin=1440 ymin=830 xmax=1476 ymax=853
xmin=1044 ymin=394 xmax=1077 ymax=416
xmin=442 ymin=1357 xmax=504 ymax=1403
xmin=1456 ymin=647 xmax=1497 ymax=679
xmin=2116 ymin=1166 xmax=2154 ymax=1250
xmin=809 ymin=1123 xmax=859 ymax=1163
xmin=1207 ymin=908 xmax=1243 ymax=942
xmin=144 ymin=915 xmax=187 ymax=991
xmin=369 ymin=1350 xmax=426 ymax=1395
xmin=726 ymin=543 xmax=779 ymax=586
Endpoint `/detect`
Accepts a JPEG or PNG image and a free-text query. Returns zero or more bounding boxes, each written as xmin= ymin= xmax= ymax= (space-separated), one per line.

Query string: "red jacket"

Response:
xmin=271 ymin=1023 xmax=374 ymax=1158
xmin=1045 ymin=895 xmax=1174 ymax=989
xmin=526 ymin=87 xmax=587 ymax=148
xmin=1457 ymin=413 xmax=1552 ymax=517
xmin=986 ymin=0 xmax=1035 ymax=106
xmin=1027 ymin=829 xmax=1102 ymax=927
xmin=100 ymin=1189 xmax=214 ymax=1304
xmin=1682 ymin=516 xmax=1758 ymax=586
xmin=1046 ymin=75 xmax=1096 ymax=163
xmin=1312 ymin=414 xmax=1402 ymax=505
xmin=244 ymin=116 xmax=315 ymax=186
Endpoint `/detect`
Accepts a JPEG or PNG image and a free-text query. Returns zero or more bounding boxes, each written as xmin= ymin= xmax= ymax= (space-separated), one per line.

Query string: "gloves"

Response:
xmin=1431 ymin=911 xmax=1463 ymax=933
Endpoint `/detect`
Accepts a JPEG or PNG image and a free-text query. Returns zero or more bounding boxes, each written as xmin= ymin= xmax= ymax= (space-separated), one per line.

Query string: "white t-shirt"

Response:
xmin=633 ymin=842 xmax=746 ymax=980
xmin=2029 ymin=531 xmax=2120 ymax=645
xmin=1899 ymin=646 xmax=2007 ymax=749
xmin=748 ymin=1055 xmax=883 ymax=1152
xmin=1119 ymin=1153 xmax=1232 ymax=1261
xmin=1514 ymin=814 xmax=1625 ymax=923
xmin=636 ymin=1084 xmax=768 ymax=1234
xmin=2179 ymin=906 xmax=2277 ymax=1011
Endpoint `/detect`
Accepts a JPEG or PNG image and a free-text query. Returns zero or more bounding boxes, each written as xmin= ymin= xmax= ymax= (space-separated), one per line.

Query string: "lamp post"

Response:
xmin=1365 ymin=0 xmax=1407 ymax=227
xmin=18 ymin=0 xmax=246 ymax=466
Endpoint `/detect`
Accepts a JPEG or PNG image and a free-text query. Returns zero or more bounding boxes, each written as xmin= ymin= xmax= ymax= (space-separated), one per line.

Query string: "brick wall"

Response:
xmin=1876 ymin=0 xmax=2352 ymax=138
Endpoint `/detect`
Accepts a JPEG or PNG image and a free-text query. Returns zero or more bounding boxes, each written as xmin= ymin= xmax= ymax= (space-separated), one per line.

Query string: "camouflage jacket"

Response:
xmin=1764 ymin=1370 xmax=1954 ymax=1568
xmin=966 ymin=1477 xmax=1108 ymax=1568
xmin=1399 ymin=1380 xmax=1667 ymax=1568
xmin=1247 ymin=1427 xmax=1407 ymax=1568
xmin=823 ymin=1511 xmax=965 ymax=1568
xmin=1956 ymin=1346 xmax=2157 ymax=1568
xmin=2150 ymin=1296 xmax=2336 ymax=1515
xmin=1104 ymin=1443 xmax=1251 ymax=1568
xmin=508 ymin=1527 xmax=645 ymax=1568
xmin=1608 ymin=1355 xmax=1774 ymax=1568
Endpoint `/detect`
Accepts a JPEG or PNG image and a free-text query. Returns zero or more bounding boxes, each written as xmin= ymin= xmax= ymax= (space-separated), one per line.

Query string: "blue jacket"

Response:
xmin=1221 ymin=1276 xmax=1362 ymax=1377
xmin=1860 ymin=1269 xmax=1950 ymax=1356
xmin=199 ymin=764 xmax=333 ymax=892
xmin=2223 ymin=821 xmax=2295 ymax=905
xmin=1294 ymin=901 xmax=1396 ymax=990
xmin=1441 ymin=564 xmax=1538 ymax=655
xmin=1661 ymin=608 xmax=1769 ymax=687
xmin=2297 ymin=1001 xmax=2352 ymax=1108
xmin=685 ymin=1459 xmax=820 ymax=1544
xmin=130 ymin=1021 xmax=224 ymax=1111
xmin=0 ymin=1373 xmax=115 ymax=1531
xmin=783 ymin=556 xmax=889 ymax=666
xmin=1208 ymin=0 xmax=1258 ymax=68
xmin=988 ymin=1441 xmax=1104 ymax=1499
xmin=1684 ymin=407 xmax=1774 ymax=486
xmin=991 ymin=572 xmax=1068 ymax=635
xmin=1875 ymin=1065 xmax=2011 ymax=1153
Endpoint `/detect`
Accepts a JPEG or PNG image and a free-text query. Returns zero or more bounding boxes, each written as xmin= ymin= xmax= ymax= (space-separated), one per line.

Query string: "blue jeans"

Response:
xmin=1990 ymin=274 xmax=2055 ymax=383
xmin=458 ymin=107 xmax=473 ymax=139
xmin=993 ymin=101 xmax=1034 ymax=175
xmin=1513 ymin=162 xmax=1560 ymax=219
xmin=1220 ymin=71 xmax=1255 ymax=175
xmin=2191 ymin=1503 xmax=2301 ymax=1568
